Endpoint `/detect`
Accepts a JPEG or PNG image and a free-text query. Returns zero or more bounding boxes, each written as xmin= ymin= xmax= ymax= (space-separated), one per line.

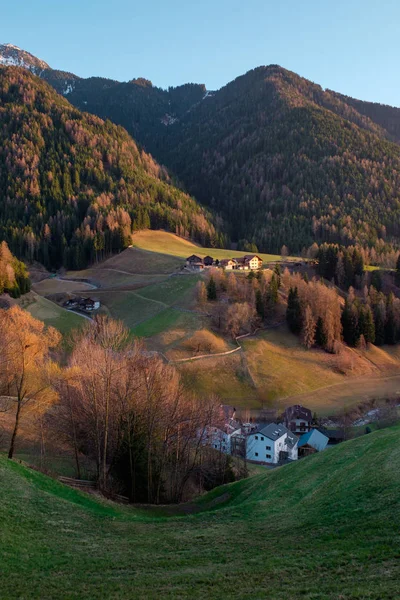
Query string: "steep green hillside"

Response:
xmin=0 ymin=66 xmax=219 ymax=270
xmin=1 ymin=426 xmax=399 ymax=599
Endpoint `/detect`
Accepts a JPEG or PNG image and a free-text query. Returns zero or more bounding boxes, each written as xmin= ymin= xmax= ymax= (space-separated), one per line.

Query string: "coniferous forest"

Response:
xmin=0 ymin=67 xmax=222 ymax=269
xmin=39 ymin=64 xmax=400 ymax=258
xmin=3 ymin=57 xmax=400 ymax=267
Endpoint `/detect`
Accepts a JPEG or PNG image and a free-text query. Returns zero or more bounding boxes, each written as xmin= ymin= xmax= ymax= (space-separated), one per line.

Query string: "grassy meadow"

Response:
xmin=131 ymin=229 xmax=298 ymax=262
xmin=24 ymin=229 xmax=400 ymax=416
xmin=19 ymin=293 xmax=86 ymax=336
xmin=1 ymin=426 xmax=400 ymax=599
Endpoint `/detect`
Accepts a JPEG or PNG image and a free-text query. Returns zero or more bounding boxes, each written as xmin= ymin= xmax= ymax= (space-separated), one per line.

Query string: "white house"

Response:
xmin=282 ymin=405 xmax=313 ymax=435
xmin=203 ymin=418 xmax=242 ymax=455
xmin=246 ymin=423 xmax=298 ymax=464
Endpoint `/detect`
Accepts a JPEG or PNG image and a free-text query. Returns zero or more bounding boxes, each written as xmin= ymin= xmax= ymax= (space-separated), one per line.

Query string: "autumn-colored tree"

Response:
xmin=301 ymin=305 xmax=316 ymax=349
xmin=69 ymin=316 xmax=129 ymax=486
xmin=225 ymin=303 xmax=256 ymax=338
xmin=195 ymin=280 xmax=207 ymax=305
xmin=0 ymin=306 xmax=60 ymax=459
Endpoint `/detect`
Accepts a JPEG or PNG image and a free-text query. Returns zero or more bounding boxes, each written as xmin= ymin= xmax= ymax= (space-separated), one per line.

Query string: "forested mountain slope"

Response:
xmin=42 ymin=61 xmax=400 ymax=255
xmin=158 ymin=66 xmax=400 ymax=253
xmin=0 ymin=66 xmax=219 ymax=269
xmin=3 ymin=44 xmax=400 ymax=257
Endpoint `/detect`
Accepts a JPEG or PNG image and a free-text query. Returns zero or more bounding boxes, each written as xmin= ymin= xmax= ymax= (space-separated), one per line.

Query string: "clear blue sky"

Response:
xmin=2 ymin=0 xmax=399 ymax=106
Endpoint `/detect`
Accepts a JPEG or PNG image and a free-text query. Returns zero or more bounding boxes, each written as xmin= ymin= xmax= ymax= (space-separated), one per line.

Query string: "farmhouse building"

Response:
xmin=186 ymin=254 xmax=203 ymax=266
xmin=203 ymin=255 xmax=214 ymax=266
xmin=219 ymin=259 xmax=236 ymax=270
xmin=282 ymin=405 xmax=312 ymax=434
xmin=243 ymin=255 xmax=263 ymax=270
xmin=205 ymin=419 xmax=242 ymax=454
xmin=298 ymin=429 xmax=329 ymax=457
xmin=80 ymin=298 xmax=100 ymax=311
xmin=64 ymin=297 xmax=100 ymax=311
xmin=246 ymin=423 xmax=298 ymax=464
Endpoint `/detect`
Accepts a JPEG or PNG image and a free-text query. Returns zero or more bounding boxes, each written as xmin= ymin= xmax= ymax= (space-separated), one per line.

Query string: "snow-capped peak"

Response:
xmin=0 ymin=43 xmax=50 ymax=74
xmin=3 ymin=43 xmax=21 ymax=50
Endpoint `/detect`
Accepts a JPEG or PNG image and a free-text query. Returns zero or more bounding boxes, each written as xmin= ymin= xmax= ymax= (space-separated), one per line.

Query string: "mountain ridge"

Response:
xmin=3 ymin=44 xmax=400 ymax=256
xmin=0 ymin=65 xmax=220 ymax=269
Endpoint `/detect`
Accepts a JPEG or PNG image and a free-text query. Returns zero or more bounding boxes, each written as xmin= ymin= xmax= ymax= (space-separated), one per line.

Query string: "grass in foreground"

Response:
xmin=1 ymin=426 xmax=400 ymax=599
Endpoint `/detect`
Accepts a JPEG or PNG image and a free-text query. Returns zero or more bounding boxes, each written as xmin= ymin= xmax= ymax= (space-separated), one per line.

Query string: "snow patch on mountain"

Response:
xmin=161 ymin=114 xmax=178 ymax=126
xmin=203 ymin=91 xmax=215 ymax=100
xmin=63 ymin=82 xmax=74 ymax=95
xmin=0 ymin=43 xmax=50 ymax=74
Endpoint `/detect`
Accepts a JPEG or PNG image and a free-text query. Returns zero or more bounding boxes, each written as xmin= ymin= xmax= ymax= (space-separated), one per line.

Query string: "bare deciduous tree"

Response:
xmin=0 ymin=306 xmax=60 ymax=459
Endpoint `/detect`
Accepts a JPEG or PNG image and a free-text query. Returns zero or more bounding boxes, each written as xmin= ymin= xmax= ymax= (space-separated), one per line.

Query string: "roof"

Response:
xmin=249 ymin=423 xmax=298 ymax=447
xmin=284 ymin=405 xmax=312 ymax=422
xmin=298 ymin=429 xmax=329 ymax=451
xmin=319 ymin=429 xmax=345 ymax=440
xmin=243 ymin=254 xmax=262 ymax=261
xmin=186 ymin=254 xmax=203 ymax=262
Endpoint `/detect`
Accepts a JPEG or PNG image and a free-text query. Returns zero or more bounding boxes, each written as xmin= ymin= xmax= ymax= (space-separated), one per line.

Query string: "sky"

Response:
xmin=1 ymin=0 xmax=400 ymax=106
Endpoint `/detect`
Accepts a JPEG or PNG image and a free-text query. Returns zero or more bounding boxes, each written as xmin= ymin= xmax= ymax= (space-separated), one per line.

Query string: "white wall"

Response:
xmin=246 ymin=433 xmax=298 ymax=464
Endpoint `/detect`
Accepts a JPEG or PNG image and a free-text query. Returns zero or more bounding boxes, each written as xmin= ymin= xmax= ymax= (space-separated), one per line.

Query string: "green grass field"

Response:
xmin=1 ymin=426 xmax=400 ymax=599
xmin=20 ymin=294 xmax=86 ymax=336
xmin=93 ymin=275 xmax=200 ymax=336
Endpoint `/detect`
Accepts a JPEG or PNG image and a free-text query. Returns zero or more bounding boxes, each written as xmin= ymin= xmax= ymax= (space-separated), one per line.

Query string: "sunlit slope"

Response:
xmin=1 ymin=426 xmax=400 ymax=599
xmin=131 ymin=230 xmax=297 ymax=262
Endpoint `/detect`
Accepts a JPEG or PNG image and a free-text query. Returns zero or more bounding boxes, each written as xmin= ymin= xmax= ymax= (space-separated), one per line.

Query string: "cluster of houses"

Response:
xmin=186 ymin=254 xmax=263 ymax=272
xmin=203 ymin=405 xmax=336 ymax=465
xmin=63 ymin=297 xmax=100 ymax=312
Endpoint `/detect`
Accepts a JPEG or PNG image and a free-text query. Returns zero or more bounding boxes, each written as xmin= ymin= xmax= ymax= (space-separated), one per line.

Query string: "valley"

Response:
xmin=1 ymin=33 xmax=400 ymax=600
xmin=24 ymin=231 xmax=400 ymax=417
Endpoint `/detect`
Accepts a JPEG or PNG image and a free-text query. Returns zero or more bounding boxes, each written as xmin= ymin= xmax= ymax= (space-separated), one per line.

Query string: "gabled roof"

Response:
xmin=243 ymin=254 xmax=262 ymax=261
xmin=186 ymin=254 xmax=203 ymax=262
xmin=249 ymin=423 xmax=298 ymax=446
xmin=284 ymin=404 xmax=312 ymax=422
xmin=298 ymin=429 xmax=329 ymax=451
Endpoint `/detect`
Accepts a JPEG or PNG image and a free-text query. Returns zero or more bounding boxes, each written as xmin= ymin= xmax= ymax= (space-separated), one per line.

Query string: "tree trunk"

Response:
xmin=8 ymin=400 xmax=22 ymax=459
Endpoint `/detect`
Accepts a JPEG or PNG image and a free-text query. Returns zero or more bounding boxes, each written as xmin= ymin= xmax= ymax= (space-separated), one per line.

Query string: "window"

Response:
xmin=266 ymin=446 xmax=271 ymax=450
xmin=260 ymin=437 xmax=264 ymax=441
xmin=255 ymin=452 xmax=258 ymax=457
xmin=255 ymin=436 xmax=258 ymax=440
xmin=266 ymin=454 xmax=271 ymax=459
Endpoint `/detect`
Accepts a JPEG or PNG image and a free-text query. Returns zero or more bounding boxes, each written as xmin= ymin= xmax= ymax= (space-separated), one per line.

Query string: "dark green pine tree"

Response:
xmin=315 ymin=316 xmax=327 ymax=348
xmin=374 ymin=306 xmax=386 ymax=346
xmin=286 ymin=287 xmax=302 ymax=334
xmin=359 ymin=305 xmax=375 ymax=345
xmin=370 ymin=270 xmax=383 ymax=292
xmin=352 ymin=248 xmax=364 ymax=279
xmin=341 ymin=301 xmax=360 ymax=347
xmin=206 ymin=276 xmax=217 ymax=301
xmin=385 ymin=293 xmax=397 ymax=344
xmin=396 ymin=255 xmax=400 ymax=286
xmin=266 ymin=274 xmax=279 ymax=308
xmin=273 ymin=263 xmax=281 ymax=288
xmin=255 ymin=289 xmax=265 ymax=320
